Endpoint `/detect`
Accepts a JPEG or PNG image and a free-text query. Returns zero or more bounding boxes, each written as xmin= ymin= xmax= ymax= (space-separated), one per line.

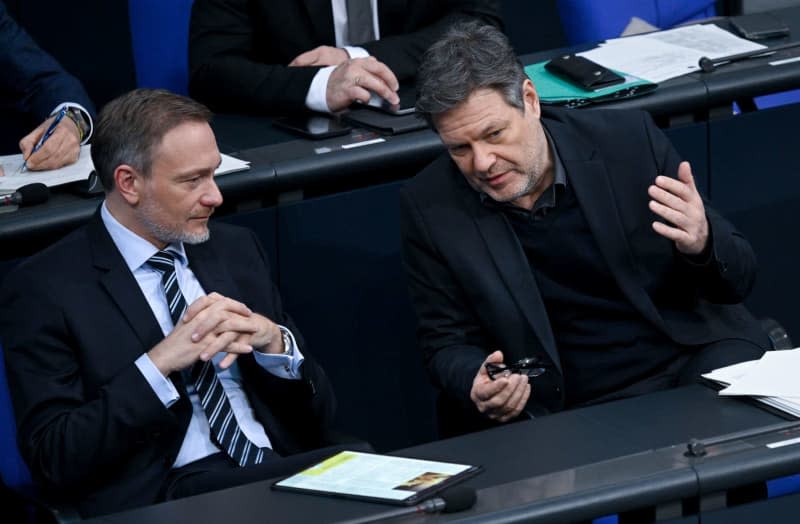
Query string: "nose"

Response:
xmin=472 ymin=143 xmax=495 ymax=174
xmin=201 ymin=178 xmax=223 ymax=207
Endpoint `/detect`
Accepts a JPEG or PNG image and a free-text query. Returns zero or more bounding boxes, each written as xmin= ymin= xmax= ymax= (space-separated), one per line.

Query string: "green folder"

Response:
xmin=525 ymin=61 xmax=657 ymax=108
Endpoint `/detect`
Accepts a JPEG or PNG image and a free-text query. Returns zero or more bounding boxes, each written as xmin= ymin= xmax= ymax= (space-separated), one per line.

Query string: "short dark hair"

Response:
xmin=415 ymin=22 xmax=526 ymax=128
xmin=91 ymin=89 xmax=213 ymax=191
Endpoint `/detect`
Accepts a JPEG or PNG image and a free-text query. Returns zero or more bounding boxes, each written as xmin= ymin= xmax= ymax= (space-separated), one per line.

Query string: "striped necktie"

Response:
xmin=147 ymin=250 xmax=267 ymax=467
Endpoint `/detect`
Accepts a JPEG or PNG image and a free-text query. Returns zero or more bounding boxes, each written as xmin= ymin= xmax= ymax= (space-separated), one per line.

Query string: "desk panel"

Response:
xmin=702 ymin=491 xmax=800 ymax=523
xmin=277 ymin=181 xmax=437 ymax=451
xmin=663 ymin=122 xmax=709 ymax=196
xmin=707 ymin=103 xmax=800 ymax=341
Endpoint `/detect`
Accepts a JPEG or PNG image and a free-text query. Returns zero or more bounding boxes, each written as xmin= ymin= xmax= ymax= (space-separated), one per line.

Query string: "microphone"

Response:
xmin=338 ymin=486 xmax=477 ymax=524
xmin=698 ymin=41 xmax=800 ymax=73
xmin=0 ymin=183 xmax=50 ymax=207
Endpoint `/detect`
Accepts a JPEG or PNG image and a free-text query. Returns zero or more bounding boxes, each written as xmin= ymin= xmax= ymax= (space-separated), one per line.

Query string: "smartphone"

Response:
xmin=545 ymin=54 xmax=625 ymax=90
xmin=272 ymin=115 xmax=352 ymax=139
xmin=362 ymin=87 xmax=416 ymax=115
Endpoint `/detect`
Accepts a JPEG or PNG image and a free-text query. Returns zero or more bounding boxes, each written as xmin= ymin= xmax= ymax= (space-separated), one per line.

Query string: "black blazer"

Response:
xmin=400 ymin=108 xmax=767 ymax=430
xmin=0 ymin=213 xmax=336 ymax=517
xmin=188 ymin=0 xmax=501 ymax=113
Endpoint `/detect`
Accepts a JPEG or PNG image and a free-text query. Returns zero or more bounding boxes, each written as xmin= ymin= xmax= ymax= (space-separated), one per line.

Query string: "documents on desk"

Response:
xmin=579 ymin=23 xmax=766 ymax=83
xmin=703 ymin=348 xmax=800 ymax=418
xmin=0 ymin=146 xmax=250 ymax=194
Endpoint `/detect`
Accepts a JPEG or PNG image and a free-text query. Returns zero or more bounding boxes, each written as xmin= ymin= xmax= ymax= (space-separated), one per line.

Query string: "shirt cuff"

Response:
xmin=51 ymin=102 xmax=94 ymax=144
xmin=253 ymin=325 xmax=305 ymax=380
xmin=306 ymin=66 xmax=337 ymax=113
xmin=343 ymin=46 xmax=369 ymax=59
xmin=135 ymin=354 xmax=180 ymax=408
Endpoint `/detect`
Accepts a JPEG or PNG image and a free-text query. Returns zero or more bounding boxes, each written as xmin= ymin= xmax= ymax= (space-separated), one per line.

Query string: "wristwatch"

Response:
xmin=280 ymin=327 xmax=294 ymax=356
xmin=64 ymin=107 xmax=90 ymax=142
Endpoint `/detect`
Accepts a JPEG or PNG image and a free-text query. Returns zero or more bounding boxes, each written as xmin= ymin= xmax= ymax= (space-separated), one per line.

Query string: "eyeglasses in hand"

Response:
xmin=485 ymin=356 xmax=548 ymax=381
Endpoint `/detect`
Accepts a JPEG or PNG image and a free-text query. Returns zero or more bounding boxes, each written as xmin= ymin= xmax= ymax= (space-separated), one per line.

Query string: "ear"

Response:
xmin=114 ymin=164 xmax=142 ymax=206
xmin=522 ymin=79 xmax=541 ymax=119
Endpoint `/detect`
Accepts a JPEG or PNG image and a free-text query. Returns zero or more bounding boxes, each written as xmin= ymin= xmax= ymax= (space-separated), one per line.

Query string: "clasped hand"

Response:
xmin=148 ymin=292 xmax=283 ymax=376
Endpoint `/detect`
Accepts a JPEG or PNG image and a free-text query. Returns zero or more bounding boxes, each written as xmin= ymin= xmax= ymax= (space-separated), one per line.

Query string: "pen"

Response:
xmin=18 ymin=105 xmax=69 ymax=173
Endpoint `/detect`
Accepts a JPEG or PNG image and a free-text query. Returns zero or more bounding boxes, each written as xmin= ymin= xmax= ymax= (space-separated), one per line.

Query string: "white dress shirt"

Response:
xmin=51 ymin=102 xmax=93 ymax=143
xmin=305 ymin=0 xmax=381 ymax=112
xmin=100 ymin=202 xmax=305 ymax=467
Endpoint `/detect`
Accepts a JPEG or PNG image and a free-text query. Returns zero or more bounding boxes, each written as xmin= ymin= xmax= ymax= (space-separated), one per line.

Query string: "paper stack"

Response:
xmin=703 ymin=348 xmax=800 ymax=418
xmin=579 ymin=23 xmax=766 ymax=84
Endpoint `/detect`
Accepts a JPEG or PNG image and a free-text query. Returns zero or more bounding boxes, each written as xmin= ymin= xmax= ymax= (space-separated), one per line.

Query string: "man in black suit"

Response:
xmin=401 ymin=23 xmax=769 ymax=436
xmin=0 ymin=0 xmax=93 ymax=168
xmin=188 ymin=0 xmax=501 ymax=114
xmin=0 ymin=89 xmax=355 ymax=517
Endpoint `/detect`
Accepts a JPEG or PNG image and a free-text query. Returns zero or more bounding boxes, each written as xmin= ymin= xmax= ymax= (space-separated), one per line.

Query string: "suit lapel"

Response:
xmin=544 ymin=119 xmax=665 ymax=331
xmin=185 ymin=239 xmax=241 ymax=301
xmin=303 ymin=0 xmax=335 ymax=44
xmin=88 ymin=214 xmax=165 ymax=360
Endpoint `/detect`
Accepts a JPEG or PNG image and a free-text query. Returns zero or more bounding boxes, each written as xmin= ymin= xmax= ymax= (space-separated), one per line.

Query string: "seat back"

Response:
xmin=557 ymin=0 xmax=717 ymax=44
xmin=128 ymin=0 xmax=194 ymax=94
xmin=0 ymin=343 xmax=34 ymax=495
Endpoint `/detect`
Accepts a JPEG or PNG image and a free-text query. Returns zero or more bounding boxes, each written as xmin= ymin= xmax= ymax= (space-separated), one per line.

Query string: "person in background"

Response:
xmin=188 ymin=0 xmax=501 ymax=114
xmin=0 ymin=0 xmax=93 ymax=173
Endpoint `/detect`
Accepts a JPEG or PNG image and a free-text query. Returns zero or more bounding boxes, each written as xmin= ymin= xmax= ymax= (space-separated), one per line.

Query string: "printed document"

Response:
xmin=579 ymin=23 xmax=766 ymax=83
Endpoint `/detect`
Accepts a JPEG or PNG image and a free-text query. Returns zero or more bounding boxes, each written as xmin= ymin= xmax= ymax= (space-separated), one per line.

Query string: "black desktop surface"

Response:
xmin=83 ymin=385 xmax=792 ymax=524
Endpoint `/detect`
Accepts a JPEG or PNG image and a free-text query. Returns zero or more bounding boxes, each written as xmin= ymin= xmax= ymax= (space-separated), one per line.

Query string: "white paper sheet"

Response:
xmin=0 ymin=146 xmax=250 ymax=194
xmin=703 ymin=348 xmax=800 ymax=418
xmin=579 ymin=23 xmax=766 ymax=84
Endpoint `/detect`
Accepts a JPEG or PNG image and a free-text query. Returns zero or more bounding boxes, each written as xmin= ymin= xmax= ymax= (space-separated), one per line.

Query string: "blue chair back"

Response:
xmin=128 ymin=0 xmax=193 ymax=94
xmin=0 ymin=342 xmax=34 ymax=495
xmin=558 ymin=0 xmax=717 ymax=44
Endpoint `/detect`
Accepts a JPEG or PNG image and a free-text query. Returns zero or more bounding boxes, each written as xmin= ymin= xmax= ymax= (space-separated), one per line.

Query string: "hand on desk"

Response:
xmin=470 ymin=350 xmax=531 ymax=423
xmin=648 ymin=161 xmax=709 ymax=256
xmin=19 ymin=114 xmax=82 ymax=171
xmin=325 ymin=56 xmax=399 ymax=112
xmin=148 ymin=292 xmax=283 ymax=375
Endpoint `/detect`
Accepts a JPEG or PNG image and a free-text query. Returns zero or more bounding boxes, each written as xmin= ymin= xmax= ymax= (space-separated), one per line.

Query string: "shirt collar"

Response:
xmin=100 ymin=201 xmax=187 ymax=272
xmin=479 ymin=127 xmax=567 ymax=216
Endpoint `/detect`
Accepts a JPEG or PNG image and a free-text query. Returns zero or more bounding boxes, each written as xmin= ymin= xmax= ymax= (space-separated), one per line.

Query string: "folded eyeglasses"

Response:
xmin=485 ymin=356 xmax=548 ymax=380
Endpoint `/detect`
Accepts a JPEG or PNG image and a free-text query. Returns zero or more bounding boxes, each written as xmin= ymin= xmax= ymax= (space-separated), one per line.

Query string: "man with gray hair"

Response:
xmin=401 ymin=22 xmax=768 ymax=436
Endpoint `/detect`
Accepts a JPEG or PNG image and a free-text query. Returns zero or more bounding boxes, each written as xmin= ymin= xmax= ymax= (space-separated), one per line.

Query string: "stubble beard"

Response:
xmin=136 ymin=199 xmax=210 ymax=245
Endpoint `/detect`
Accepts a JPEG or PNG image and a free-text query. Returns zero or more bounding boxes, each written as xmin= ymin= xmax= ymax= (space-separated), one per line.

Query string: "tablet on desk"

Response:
xmin=272 ymin=450 xmax=481 ymax=505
